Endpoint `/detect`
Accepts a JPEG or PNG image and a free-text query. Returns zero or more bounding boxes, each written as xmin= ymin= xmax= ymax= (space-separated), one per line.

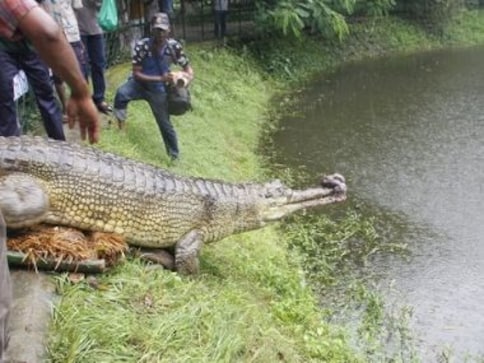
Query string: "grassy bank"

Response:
xmin=47 ymin=11 xmax=484 ymax=362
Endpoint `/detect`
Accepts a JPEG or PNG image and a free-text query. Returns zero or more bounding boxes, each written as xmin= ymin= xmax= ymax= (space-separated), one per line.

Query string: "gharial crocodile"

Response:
xmin=0 ymin=136 xmax=347 ymax=274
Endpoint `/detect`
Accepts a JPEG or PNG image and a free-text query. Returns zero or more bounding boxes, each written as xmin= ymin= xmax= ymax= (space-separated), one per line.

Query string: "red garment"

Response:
xmin=0 ymin=0 xmax=38 ymax=39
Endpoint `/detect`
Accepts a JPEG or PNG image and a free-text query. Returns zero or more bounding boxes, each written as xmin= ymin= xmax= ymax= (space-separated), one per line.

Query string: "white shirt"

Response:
xmin=45 ymin=0 xmax=83 ymax=43
xmin=214 ymin=0 xmax=228 ymax=11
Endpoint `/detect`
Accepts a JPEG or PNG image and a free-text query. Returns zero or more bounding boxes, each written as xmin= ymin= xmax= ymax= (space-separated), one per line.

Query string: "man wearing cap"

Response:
xmin=113 ymin=12 xmax=193 ymax=161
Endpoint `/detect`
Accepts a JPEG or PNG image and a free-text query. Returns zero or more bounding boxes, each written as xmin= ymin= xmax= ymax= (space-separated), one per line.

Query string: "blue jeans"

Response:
xmin=0 ymin=47 xmax=65 ymax=140
xmin=158 ymin=0 xmax=173 ymax=15
xmin=114 ymin=78 xmax=179 ymax=158
xmin=81 ymin=34 xmax=107 ymax=105
xmin=52 ymin=41 xmax=86 ymax=85
xmin=214 ymin=10 xmax=228 ymax=38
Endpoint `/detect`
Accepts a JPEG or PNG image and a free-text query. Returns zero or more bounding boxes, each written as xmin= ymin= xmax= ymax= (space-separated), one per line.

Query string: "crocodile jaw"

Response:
xmin=260 ymin=173 xmax=347 ymax=223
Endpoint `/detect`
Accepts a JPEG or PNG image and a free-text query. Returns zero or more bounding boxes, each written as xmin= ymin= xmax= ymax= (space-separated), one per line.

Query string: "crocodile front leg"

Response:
xmin=175 ymin=230 xmax=204 ymax=275
xmin=0 ymin=173 xmax=49 ymax=228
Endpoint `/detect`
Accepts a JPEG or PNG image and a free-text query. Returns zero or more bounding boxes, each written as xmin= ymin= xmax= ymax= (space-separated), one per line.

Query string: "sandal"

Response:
xmin=96 ymin=101 xmax=113 ymax=114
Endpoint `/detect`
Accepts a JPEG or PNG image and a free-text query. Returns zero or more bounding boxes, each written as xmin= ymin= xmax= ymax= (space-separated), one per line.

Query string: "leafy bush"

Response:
xmin=396 ymin=0 xmax=465 ymax=34
xmin=254 ymin=0 xmax=352 ymax=40
xmin=354 ymin=0 xmax=397 ymax=17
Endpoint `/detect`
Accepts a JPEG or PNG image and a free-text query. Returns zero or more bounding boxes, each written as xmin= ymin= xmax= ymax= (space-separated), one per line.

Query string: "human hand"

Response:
xmin=164 ymin=72 xmax=175 ymax=84
xmin=171 ymin=71 xmax=191 ymax=87
xmin=66 ymin=95 xmax=101 ymax=144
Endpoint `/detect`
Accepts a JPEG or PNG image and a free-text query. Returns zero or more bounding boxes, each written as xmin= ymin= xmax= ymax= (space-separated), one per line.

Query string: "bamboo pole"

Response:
xmin=7 ymin=251 xmax=107 ymax=274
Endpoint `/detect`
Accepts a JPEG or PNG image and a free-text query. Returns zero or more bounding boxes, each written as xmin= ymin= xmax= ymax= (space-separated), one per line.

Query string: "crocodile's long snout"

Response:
xmin=261 ymin=173 xmax=347 ymax=222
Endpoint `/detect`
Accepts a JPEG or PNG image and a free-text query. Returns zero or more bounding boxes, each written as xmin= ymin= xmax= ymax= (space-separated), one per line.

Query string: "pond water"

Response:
xmin=270 ymin=46 xmax=484 ymax=360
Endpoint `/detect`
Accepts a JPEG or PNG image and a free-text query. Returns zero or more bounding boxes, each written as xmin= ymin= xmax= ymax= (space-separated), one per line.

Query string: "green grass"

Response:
xmin=47 ymin=10 xmax=484 ymax=362
xmin=47 ymin=45 xmax=361 ymax=363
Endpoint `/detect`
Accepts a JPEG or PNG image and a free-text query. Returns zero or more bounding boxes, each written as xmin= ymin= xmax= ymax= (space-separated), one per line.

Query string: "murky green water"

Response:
xmin=271 ymin=46 xmax=484 ymax=360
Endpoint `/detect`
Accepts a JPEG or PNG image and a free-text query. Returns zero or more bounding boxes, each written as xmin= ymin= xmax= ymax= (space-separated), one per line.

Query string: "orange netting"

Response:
xmin=7 ymin=225 xmax=129 ymax=268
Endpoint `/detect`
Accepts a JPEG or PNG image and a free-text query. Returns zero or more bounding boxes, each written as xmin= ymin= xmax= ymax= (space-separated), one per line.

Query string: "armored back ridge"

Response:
xmin=0 ymin=136 xmax=347 ymax=274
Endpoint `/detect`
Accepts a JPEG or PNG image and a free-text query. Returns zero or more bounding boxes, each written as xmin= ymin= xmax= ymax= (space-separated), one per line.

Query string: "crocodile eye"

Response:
xmin=263 ymin=180 xmax=288 ymax=198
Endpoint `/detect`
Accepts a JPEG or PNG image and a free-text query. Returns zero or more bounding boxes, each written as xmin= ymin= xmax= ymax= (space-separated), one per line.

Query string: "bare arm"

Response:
xmin=132 ymin=64 xmax=170 ymax=83
xmin=16 ymin=6 xmax=100 ymax=143
xmin=17 ymin=6 xmax=88 ymax=98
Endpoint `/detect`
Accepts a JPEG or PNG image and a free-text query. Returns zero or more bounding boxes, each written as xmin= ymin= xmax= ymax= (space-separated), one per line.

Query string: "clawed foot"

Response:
xmin=136 ymin=248 xmax=175 ymax=271
xmin=320 ymin=173 xmax=347 ymax=194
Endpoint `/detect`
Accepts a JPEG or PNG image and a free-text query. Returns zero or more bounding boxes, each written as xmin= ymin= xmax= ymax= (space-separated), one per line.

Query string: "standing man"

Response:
xmin=0 ymin=0 xmax=100 ymax=358
xmin=0 ymin=33 xmax=65 ymax=140
xmin=0 ymin=0 xmax=99 ymax=142
xmin=214 ymin=0 xmax=228 ymax=40
xmin=45 ymin=0 xmax=86 ymax=122
xmin=113 ymin=12 xmax=193 ymax=161
xmin=74 ymin=0 xmax=112 ymax=114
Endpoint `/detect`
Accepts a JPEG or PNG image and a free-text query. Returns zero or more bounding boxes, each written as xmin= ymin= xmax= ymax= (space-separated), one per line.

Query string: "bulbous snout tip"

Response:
xmin=320 ymin=173 xmax=347 ymax=194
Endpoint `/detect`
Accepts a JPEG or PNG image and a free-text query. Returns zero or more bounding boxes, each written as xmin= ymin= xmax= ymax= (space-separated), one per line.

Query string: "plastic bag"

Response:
xmin=97 ymin=0 xmax=118 ymax=32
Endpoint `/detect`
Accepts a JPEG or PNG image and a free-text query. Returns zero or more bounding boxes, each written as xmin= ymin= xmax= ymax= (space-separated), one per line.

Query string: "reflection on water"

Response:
xmin=271 ymin=46 xmax=484 ymax=360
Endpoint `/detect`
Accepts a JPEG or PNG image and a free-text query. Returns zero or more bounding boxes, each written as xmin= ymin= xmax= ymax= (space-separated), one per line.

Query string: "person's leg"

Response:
xmin=0 ymin=211 xmax=12 ymax=363
xmin=70 ymin=41 xmax=87 ymax=79
xmin=214 ymin=10 xmax=221 ymax=38
xmin=80 ymin=35 xmax=90 ymax=80
xmin=113 ymin=78 xmax=143 ymax=129
xmin=163 ymin=0 xmax=176 ymax=36
xmin=52 ymin=41 xmax=85 ymax=124
xmin=86 ymin=34 xmax=109 ymax=108
xmin=146 ymin=90 xmax=179 ymax=159
xmin=20 ymin=50 xmax=65 ymax=140
xmin=0 ymin=50 xmax=21 ymax=137
xmin=53 ymin=75 xmax=67 ymax=118
xmin=220 ymin=10 xmax=228 ymax=38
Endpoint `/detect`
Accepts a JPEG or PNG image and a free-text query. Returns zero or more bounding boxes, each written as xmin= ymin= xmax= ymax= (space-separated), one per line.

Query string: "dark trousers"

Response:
xmin=114 ymin=78 xmax=179 ymax=158
xmin=0 ymin=212 xmax=11 ymax=362
xmin=0 ymin=48 xmax=65 ymax=140
xmin=214 ymin=10 xmax=228 ymax=38
xmin=52 ymin=41 xmax=86 ymax=85
xmin=81 ymin=34 xmax=107 ymax=105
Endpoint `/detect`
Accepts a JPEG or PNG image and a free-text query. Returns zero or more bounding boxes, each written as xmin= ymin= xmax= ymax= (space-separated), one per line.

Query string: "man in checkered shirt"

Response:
xmin=0 ymin=1 xmax=100 ymax=359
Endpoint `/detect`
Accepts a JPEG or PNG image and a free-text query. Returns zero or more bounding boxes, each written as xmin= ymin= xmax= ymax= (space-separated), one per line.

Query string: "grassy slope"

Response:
xmin=47 ymin=11 xmax=484 ymax=363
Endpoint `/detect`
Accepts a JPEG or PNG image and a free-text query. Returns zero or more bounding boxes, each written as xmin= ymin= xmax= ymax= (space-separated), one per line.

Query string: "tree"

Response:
xmin=254 ymin=0 xmax=398 ymax=39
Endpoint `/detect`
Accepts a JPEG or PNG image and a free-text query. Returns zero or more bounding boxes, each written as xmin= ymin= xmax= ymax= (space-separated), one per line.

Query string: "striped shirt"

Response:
xmin=0 ymin=0 xmax=38 ymax=40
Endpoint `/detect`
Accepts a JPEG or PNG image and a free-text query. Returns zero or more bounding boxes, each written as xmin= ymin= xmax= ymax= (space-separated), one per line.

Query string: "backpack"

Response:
xmin=154 ymin=40 xmax=193 ymax=116
xmin=167 ymin=85 xmax=192 ymax=116
xmin=166 ymin=41 xmax=192 ymax=116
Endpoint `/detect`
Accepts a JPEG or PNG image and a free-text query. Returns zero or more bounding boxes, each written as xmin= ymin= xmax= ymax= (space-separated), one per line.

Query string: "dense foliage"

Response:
xmin=253 ymin=0 xmax=469 ymax=39
xmin=397 ymin=0 xmax=465 ymax=34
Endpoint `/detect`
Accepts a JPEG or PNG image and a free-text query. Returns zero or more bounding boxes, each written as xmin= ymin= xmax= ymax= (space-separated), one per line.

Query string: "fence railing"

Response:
xmin=105 ymin=0 xmax=257 ymax=65
xmin=17 ymin=0 xmax=257 ymax=127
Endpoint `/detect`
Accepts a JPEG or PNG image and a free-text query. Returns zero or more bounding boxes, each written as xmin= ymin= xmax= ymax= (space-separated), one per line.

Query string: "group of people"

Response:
xmin=0 ymin=0 xmax=111 ymax=141
xmin=0 ymin=0 xmax=100 ymax=359
xmin=0 ymin=0 xmax=194 ymax=359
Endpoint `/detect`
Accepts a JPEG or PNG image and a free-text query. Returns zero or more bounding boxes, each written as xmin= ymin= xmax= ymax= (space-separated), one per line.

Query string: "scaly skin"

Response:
xmin=0 ymin=136 xmax=347 ymax=274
